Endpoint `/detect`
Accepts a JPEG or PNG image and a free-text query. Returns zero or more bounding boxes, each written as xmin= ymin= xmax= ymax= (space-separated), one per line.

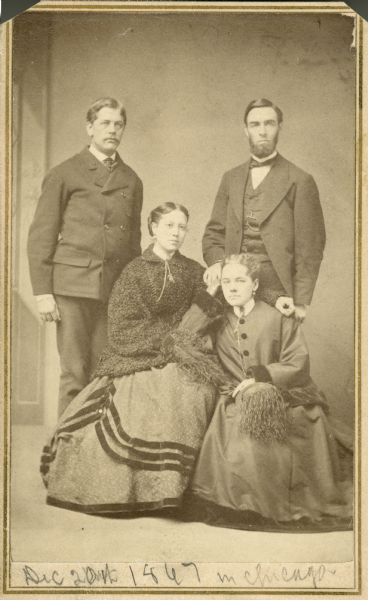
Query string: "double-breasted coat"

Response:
xmin=202 ymin=154 xmax=326 ymax=306
xmin=27 ymin=147 xmax=143 ymax=302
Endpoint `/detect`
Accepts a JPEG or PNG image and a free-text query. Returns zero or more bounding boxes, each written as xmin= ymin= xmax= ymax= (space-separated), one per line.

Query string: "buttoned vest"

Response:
xmin=241 ymin=172 xmax=286 ymax=299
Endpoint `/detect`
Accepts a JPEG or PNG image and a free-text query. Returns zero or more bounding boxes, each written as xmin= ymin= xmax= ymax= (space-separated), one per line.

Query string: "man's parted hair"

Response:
xmin=86 ymin=97 xmax=127 ymax=126
xmin=244 ymin=98 xmax=283 ymax=126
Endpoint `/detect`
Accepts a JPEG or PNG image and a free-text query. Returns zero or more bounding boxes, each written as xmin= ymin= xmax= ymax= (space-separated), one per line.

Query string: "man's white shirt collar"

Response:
xmin=250 ymin=150 xmax=278 ymax=164
xmin=234 ymin=298 xmax=255 ymax=318
xmin=250 ymin=151 xmax=277 ymax=188
xmin=88 ymin=145 xmax=116 ymax=163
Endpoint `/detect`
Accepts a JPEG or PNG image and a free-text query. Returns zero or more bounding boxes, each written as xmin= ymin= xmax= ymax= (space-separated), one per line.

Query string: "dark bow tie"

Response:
xmin=249 ymin=156 xmax=276 ymax=169
xmin=103 ymin=157 xmax=117 ymax=172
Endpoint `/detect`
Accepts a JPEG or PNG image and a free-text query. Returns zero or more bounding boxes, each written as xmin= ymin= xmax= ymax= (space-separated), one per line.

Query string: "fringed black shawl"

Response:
xmin=94 ymin=245 xmax=223 ymax=378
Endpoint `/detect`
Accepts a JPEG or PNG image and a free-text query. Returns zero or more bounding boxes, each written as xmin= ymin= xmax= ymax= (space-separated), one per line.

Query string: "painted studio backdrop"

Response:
xmin=12 ymin=10 xmax=356 ymax=427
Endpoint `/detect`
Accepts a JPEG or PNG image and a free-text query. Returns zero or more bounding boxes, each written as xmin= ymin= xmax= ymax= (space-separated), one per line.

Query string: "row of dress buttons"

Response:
xmin=238 ymin=319 xmax=249 ymax=355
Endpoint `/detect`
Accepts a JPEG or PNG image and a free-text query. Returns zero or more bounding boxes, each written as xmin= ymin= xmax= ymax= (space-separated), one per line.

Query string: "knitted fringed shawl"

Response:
xmin=161 ymin=329 xmax=227 ymax=387
xmin=237 ymin=382 xmax=290 ymax=443
xmin=94 ymin=246 xmax=224 ymax=378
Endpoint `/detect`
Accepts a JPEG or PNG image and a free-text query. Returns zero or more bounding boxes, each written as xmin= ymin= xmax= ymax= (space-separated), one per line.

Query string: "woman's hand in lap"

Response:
xmin=232 ymin=378 xmax=256 ymax=398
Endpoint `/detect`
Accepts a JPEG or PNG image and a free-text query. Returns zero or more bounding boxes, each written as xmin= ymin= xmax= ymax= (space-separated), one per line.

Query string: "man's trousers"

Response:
xmin=55 ymin=295 xmax=108 ymax=416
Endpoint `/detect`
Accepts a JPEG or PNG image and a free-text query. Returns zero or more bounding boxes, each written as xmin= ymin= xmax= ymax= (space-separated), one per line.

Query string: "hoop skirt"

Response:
xmin=41 ymin=247 xmax=223 ymax=515
xmin=42 ymin=364 xmax=217 ymax=514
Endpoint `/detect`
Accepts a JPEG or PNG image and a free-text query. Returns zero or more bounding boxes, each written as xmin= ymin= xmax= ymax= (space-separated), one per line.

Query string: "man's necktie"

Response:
xmin=249 ymin=156 xmax=276 ymax=169
xmin=103 ymin=157 xmax=117 ymax=172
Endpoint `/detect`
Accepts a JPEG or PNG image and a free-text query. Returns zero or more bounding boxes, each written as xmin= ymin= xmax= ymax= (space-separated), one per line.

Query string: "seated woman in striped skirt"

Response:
xmin=41 ymin=202 xmax=224 ymax=516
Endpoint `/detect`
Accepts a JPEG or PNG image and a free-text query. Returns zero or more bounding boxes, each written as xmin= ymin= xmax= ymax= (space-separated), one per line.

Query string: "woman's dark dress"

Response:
xmin=187 ymin=301 xmax=353 ymax=530
xmin=41 ymin=247 xmax=221 ymax=515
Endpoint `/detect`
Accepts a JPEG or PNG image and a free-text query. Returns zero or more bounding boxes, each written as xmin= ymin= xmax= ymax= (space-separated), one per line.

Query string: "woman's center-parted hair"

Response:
xmin=148 ymin=203 xmax=190 ymax=236
xmin=222 ymin=254 xmax=261 ymax=281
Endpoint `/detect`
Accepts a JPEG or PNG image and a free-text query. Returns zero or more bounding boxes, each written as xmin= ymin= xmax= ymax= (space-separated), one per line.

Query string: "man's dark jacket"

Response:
xmin=27 ymin=148 xmax=143 ymax=302
xmin=202 ymin=154 xmax=326 ymax=305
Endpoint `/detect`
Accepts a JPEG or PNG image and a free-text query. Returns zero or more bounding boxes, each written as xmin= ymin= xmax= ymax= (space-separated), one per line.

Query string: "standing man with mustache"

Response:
xmin=202 ymin=98 xmax=326 ymax=322
xmin=28 ymin=97 xmax=143 ymax=416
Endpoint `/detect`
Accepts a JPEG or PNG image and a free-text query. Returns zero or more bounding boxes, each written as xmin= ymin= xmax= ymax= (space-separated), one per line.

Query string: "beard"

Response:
xmin=249 ymin=133 xmax=279 ymax=158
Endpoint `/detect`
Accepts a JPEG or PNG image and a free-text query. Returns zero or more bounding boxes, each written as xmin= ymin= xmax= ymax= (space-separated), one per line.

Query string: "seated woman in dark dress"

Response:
xmin=41 ymin=202 xmax=224 ymax=516
xmin=185 ymin=253 xmax=353 ymax=532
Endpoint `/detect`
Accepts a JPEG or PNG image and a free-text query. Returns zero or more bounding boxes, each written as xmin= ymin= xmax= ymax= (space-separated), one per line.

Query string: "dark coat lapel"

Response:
xmin=229 ymin=161 xmax=249 ymax=224
xmin=78 ymin=147 xmax=110 ymax=188
xmin=257 ymin=154 xmax=293 ymax=225
xmin=102 ymin=154 xmax=132 ymax=193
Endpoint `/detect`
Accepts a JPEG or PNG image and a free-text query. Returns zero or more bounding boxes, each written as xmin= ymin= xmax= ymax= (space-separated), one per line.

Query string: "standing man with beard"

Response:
xmin=202 ymin=98 xmax=325 ymax=322
xmin=28 ymin=97 xmax=143 ymax=416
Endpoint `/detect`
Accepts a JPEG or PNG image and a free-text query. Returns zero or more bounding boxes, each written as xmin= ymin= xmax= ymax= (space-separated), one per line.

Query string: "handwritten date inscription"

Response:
xmin=20 ymin=561 xmax=340 ymax=589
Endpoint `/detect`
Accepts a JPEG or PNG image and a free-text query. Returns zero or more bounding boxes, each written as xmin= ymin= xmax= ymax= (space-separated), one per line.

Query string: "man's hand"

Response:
xmin=36 ymin=294 xmax=61 ymax=322
xmin=203 ymin=262 xmax=222 ymax=289
xmin=294 ymin=304 xmax=307 ymax=323
xmin=232 ymin=377 xmax=256 ymax=398
xmin=275 ymin=296 xmax=295 ymax=318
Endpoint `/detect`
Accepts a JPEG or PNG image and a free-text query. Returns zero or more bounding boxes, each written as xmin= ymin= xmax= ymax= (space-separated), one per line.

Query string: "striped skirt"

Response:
xmin=41 ymin=364 xmax=217 ymax=515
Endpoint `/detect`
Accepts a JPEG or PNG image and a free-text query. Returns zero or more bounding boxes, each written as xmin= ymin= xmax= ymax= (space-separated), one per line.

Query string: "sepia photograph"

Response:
xmin=1 ymin=0 xmax=365 ymax=594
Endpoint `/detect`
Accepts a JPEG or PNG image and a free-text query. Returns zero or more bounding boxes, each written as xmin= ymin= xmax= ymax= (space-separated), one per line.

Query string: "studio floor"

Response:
xmin=10 ymin=425 xmax=354 ymax=564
